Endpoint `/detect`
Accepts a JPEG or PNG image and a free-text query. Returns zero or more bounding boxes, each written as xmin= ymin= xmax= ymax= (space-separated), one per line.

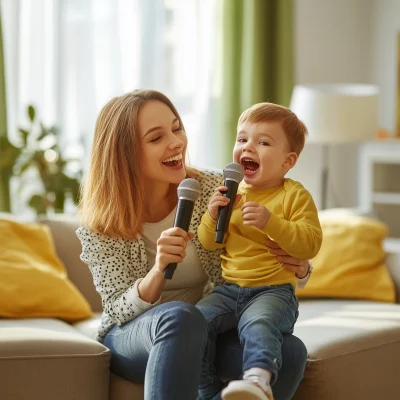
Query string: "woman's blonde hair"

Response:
xmin=80 ymin=89 xmax=197 ymax=240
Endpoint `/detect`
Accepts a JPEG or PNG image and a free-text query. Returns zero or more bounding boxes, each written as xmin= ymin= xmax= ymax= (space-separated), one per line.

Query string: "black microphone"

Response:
xmin=216 ymin=162 xmax=244 ymax=243
xmin=164 ymin=178 xmax=201 ymax=279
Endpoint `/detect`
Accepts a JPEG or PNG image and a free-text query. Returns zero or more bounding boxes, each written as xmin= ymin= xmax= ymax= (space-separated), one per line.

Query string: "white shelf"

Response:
xmin=384 ymin=238 xmax=400 ymax=253
xmin=372 ymin=192 xmax=400 ymax=205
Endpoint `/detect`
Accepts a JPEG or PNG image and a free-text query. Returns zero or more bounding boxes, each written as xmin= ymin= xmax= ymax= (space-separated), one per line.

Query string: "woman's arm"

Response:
xmin=138 ymin=228 xmax=194 ymax=303
xmin=77 ymin=226 xmax=195 ymax=323
xmin=266 ymin=239 xmax=312 ymax=287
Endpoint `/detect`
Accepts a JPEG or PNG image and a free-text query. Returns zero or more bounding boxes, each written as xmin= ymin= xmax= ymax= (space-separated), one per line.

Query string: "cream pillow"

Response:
xmin=0 ymin=219 xmax=92 ymax=322
xmin=296 ymin=214 xmax=396 ymax=303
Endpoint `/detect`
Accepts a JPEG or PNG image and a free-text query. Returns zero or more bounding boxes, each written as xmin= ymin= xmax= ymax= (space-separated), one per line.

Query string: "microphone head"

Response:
xmin=177 ymin=178 xmax=201 ymax=202
xmin=223 ymin=162 xmax=244 ymax=183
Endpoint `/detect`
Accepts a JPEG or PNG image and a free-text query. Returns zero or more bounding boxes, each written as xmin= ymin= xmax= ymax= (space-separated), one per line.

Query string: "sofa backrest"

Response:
xmin=31 ymin=215 xmax=400 ymax=308
xmin=40 ymin=217 xmax=103 ymax=312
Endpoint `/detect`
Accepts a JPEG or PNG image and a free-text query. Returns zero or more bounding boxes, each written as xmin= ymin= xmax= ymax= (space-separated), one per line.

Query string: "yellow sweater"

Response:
xmin=198 ymin=178 xmax=322 ymax=287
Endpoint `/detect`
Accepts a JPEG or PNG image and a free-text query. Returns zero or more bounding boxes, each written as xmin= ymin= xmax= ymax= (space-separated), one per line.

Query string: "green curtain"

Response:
xmin=215 ymin=0 xmax=294 ymax=168
xmin=0 ymin=9 xmax=10 ymax=211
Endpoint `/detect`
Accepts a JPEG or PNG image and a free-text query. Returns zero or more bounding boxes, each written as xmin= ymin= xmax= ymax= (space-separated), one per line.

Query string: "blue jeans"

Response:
xmin=196 ymin=283 xmax=299 ymax=400
xmin=103 ymin=299 xmax=305 ymax=400
xmin=104 ymin=301 xmax=208 ymax=400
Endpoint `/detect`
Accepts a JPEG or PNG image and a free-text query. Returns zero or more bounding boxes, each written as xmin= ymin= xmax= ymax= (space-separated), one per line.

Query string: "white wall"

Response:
xmin=371 ymin=0 xmax=400 ymax=132
xmin=290 ymin=0 xmax=399 ymax=209
xmin=295 ymin=0 xmax=373 ymax=85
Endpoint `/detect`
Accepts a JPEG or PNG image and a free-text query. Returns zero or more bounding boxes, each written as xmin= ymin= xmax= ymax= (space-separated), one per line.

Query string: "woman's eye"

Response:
xmin=150 ymin=136 xmax=162 ymax=143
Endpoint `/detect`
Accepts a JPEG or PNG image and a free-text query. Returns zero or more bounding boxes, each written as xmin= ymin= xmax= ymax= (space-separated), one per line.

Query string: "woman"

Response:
xmin=77 ymin=90 xmax=311 ymax=400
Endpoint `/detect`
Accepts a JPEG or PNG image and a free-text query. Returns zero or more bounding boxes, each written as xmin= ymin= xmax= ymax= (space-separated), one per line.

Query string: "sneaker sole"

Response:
xmin=221 ymin=381 xmax=273 ymax=400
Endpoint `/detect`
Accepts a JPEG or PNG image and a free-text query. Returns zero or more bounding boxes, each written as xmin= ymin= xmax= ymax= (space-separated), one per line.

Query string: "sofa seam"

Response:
xmin=0 ymin=350 xmax=110 ymax=361
xmin=306 ymin=338 xmax=400 ymax=362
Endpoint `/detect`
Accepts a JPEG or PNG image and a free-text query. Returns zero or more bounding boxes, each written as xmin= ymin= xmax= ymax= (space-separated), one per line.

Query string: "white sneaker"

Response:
xmin=221 ymin=379 xmax=274 ymax=400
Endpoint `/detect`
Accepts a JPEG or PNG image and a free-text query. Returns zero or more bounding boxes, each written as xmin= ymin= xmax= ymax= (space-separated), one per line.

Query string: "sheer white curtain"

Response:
xmin=1 ymin=0 xmax=218 ymax=169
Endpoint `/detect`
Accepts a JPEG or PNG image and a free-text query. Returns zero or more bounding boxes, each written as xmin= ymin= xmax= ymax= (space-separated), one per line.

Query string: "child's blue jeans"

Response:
xmin=196 ymin=283 xmax=299 ymax=400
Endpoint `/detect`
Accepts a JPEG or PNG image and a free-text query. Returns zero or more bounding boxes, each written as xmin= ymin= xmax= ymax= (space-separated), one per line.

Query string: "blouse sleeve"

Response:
xmin=296 ymin=261 xmax=313 ymax=289
xmin=76 ymin=227 xmax=160 ymax=325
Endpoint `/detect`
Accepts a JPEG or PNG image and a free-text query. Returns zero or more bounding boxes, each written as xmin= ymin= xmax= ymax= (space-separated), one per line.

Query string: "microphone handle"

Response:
xmin=164 ymin=199 xmax=195 ymax=279
xmin=215 ymin=179 xmax=239 ymax=243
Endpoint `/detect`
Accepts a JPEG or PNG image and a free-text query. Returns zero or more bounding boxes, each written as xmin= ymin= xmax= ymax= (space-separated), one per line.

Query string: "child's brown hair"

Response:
xmin=238 ymin=102 xmax=307 ymax=155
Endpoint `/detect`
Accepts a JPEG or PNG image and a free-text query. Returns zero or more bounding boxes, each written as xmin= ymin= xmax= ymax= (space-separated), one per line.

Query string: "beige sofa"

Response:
xmin=1 ymin=216 xmax=400 ymax=400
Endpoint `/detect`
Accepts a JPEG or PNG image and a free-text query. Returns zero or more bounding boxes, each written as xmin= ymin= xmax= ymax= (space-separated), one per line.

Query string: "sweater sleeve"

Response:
xmin=76 ymin=227 xmax=160 ymax=326
xmin=198 ymin=211 xmax=226 ymax=251
xmin=264 ymin=185 xmax=323 ymax=259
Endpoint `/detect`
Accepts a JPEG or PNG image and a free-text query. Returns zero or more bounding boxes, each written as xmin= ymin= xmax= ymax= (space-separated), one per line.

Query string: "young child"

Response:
xmin=196 ymin=102 xmax=322 ymax=400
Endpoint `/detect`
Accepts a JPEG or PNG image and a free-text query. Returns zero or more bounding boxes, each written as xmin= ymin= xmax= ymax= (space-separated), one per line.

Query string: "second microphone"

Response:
xmin=215 ymin=162 xmax=244 ymax=243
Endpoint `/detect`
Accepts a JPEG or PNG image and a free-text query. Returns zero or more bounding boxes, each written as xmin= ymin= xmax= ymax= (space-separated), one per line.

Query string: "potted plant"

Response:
xmin=3 ymin=105 xmax=82 ymax=215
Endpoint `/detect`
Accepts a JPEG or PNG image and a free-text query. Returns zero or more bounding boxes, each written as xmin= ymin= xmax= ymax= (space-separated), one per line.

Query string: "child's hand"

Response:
xmin=208 ymin=186 xmax=242 ymax=221
xmin=241 ymin=202 xmax=271 ymax=230
xmin=208 ymin=186 xmax=230 ymax=220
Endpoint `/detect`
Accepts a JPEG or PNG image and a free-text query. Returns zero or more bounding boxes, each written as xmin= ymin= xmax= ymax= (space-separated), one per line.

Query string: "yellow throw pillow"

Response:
xmin=0 ymin=219 xmax=92 ymax=322
xmin=296 ymin=215 xmax=395 ymax=303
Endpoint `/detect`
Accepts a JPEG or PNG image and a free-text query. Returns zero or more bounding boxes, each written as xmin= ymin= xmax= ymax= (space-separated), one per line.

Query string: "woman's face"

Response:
xmin=139 ymin=100 xmax=187 ymax=186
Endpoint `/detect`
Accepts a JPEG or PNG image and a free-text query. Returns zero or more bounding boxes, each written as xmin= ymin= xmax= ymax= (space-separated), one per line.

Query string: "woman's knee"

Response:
xmin=281 ymin=334 xmax=307 ymax=374
xmin=160 ymin=301 xmax=208 ymax=337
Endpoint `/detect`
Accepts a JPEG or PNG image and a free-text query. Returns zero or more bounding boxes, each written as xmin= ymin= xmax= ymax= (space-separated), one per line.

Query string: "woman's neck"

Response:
xmin=143 ymin=183 xmax=177 ymax=223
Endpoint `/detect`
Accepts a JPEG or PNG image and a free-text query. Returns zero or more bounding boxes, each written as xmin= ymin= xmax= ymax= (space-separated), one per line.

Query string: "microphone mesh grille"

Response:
xmin=223 ymin=162 xmax=244 ymax=183
xmin=177 ymin=178 xmax=201 ymax=201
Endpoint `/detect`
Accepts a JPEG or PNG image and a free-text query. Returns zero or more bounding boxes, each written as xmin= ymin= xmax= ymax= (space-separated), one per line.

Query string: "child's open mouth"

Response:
xmin=241 ymin=158 xmax=259 ymax=174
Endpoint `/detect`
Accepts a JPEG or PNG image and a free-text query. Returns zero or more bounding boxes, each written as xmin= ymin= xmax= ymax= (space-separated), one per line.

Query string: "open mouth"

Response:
xmin=162 ymin=153 xmax=183 ymax=167
xmin=241 ymin=158 xmax=259 ymax=174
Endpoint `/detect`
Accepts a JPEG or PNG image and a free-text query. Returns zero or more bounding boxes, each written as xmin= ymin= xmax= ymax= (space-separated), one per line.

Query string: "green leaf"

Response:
xmin=18 ymin=128 xmax=30 ymax=145
xmin=49 ymin=125 xmax=59 ymax=136
xmin=0 ymin=136 xmax=22 ymax=169
xmin=53 ymin=190 xmax=65 ymax=213
xmin=28 ymin=105 xmax=36 ymax=122
xmin=37 ymin=123 xmax=49 ymax=140
xmin=28 ymin=194 xmax=47 ymax=215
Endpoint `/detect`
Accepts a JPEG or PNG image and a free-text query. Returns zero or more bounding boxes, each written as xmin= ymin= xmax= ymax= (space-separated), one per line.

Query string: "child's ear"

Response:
xmin=283 ymin=152 xmax=298 ymax=169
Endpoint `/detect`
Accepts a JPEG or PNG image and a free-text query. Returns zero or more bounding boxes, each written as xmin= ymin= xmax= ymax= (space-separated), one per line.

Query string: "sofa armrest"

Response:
xmin=386 ymin=250 xmax=400 ymax=303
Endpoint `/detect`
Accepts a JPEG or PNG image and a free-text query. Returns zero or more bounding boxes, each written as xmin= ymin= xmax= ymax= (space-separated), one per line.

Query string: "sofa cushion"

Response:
xmin=40 ymin=216 xmax=103 ymax=312
xmin=73 ymin=312 xmax=103 ymax=340
xmin=296 ymin=214 xmax=396 ymax=303
xmin=110 ymin=373 xmax=145 ymax=400
xmin=71 ymin=314 xmax=146 ymax=400
xmin=0 ymin=318 xmax=111 ymax=400
xmin=293 ymin=299 xmax=400 ymax=400
xmin=0 ymin=218 xmax=92 ymax=322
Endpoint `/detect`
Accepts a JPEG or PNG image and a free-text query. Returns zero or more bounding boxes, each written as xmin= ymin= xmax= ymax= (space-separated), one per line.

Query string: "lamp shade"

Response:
xmin=289 ymin=84 xmax=379 ymax=144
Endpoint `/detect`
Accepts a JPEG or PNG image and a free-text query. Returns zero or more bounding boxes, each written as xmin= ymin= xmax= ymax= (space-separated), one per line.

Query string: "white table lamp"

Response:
xmin=289 ymin=83 xmax=380 ymax=208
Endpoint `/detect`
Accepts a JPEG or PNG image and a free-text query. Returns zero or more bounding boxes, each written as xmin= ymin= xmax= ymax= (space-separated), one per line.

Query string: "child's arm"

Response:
xmin=265 ymin=185 xmax=322 ymax=259
xmin=198 ymin=211 xmax=226 ymax=250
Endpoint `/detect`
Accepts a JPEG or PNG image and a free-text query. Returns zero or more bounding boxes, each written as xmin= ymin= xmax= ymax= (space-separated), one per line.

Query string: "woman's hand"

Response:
xmin=155 ymin=227 xmax=194 ymax=273
xmin=266 ymin=239 xmax=309 ymax=278
xmin=139 ymin=227 xmax=194 ymax=303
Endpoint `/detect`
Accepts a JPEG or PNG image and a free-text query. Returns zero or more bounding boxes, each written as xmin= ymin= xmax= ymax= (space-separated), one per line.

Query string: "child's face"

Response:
xmin=233 ymin=121 xmax=297 ymax=189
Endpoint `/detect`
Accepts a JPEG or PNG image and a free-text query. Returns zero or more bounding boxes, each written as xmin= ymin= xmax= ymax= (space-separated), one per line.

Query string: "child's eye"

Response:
xmin=173 ymin=127 xmax=183 ymax=133
xmin=237 ymin=138 xmax=247 ymax=143
xmin=259 ymin=141 xmax=269 ymax=146
xmin=150 ymin=136 xmax=162 ymax=143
